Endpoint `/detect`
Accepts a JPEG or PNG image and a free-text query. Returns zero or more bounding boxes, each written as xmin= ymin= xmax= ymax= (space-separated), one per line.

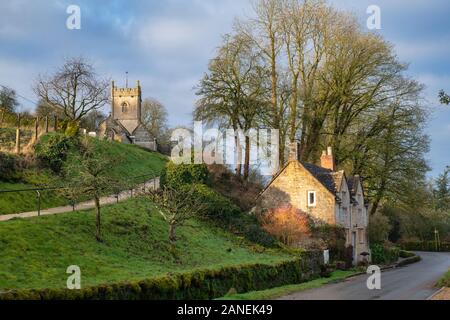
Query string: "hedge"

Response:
xmin=399 ymin=241 xmax=450 ymax=252
xmin=0 ymin=253 xmax=322 ymax=300
xmin=160 ymin=162 xmax=209 ymax=189
xmin=370 ymin=244 xmax=399 ymax=265
xmin=396 ymin=255 xmax=421 ymax=267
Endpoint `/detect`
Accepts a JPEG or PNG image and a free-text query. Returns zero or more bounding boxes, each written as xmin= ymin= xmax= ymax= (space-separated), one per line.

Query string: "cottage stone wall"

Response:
xmin=257 ymin=161 xmax=337 ymax=225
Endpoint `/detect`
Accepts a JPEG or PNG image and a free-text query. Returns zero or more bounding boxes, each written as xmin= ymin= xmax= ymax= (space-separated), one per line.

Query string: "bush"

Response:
xmin=34 ymin=134 xmax=77 ymax=173
xmin=399 ymin=241 xmax=450 ymax=252
xmin=399 ymin=250 xmax=415 ymax=258
xmin=370 ymin=243 xmax=399 ymax=265
xmin=0 ymin=257 xmax=322 ymax=300
xmin=368 ymin=212 xmax=392 ymax=244
xmin=0 ymin=152 xmax=20 ymax=181
xmin=181 ymin=183 xmax=276 ymax=247
xmin=160 ymin=162 xmax=209 ymax=189
xmin=261 ymin=205 xmax=311 ymax=246
xmin=310 ymin=225 xmax=347 ymax=263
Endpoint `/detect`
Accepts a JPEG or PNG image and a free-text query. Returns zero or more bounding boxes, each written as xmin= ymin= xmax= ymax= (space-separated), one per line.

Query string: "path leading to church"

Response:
xmin=0 ymin=177 xmax=160 ymax=222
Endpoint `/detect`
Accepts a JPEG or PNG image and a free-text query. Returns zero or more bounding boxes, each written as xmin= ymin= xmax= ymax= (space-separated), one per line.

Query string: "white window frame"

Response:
xmin=307 ymin=191 xmax=317 ymax=207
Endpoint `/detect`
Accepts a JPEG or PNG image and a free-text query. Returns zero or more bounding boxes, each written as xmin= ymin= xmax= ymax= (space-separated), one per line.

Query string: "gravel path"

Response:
xmin=0 ymin=177 xmax=159 ymax=222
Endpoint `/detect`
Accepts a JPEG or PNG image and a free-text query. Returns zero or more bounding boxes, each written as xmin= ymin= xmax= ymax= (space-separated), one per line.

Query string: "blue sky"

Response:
xmin=0 ymin=0 xmax=448 ymax=177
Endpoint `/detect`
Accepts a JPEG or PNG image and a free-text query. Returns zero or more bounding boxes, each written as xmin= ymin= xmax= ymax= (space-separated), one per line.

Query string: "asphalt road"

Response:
xmin=280 ymin=252 xmax=450 ymax=300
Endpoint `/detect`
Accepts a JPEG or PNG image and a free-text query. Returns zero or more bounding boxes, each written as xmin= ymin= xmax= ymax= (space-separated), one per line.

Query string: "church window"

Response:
xmin=121 ymin=102 xmax=129 ymax=113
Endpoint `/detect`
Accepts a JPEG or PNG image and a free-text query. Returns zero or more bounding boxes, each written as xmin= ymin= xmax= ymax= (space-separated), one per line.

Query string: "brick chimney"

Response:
xmin=320 ymin=147 xmax=336 ymax=171
xmin=289 ymin=141 xmax=300 ymax=162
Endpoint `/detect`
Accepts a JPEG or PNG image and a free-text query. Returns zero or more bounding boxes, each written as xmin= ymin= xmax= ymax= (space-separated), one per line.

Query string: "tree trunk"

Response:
xmin=243 ymin=135 xmax=250 ymax=180
xmin=169 ymin=221 xmax=177 ymax=244
xmin=235 ymin=131 xmax=242 ymax=178
xmin=94 ymin=196 xmax=102 ymax=241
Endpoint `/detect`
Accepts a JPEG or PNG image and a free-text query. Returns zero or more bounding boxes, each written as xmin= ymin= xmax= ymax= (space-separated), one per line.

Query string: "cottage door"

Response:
xmin=352 ymin=232 xmax=357 ymax=263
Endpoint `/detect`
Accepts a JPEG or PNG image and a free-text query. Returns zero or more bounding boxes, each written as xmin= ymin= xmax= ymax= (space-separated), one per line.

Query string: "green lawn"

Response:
xmin=437 ymin=269 xmax=450 ymax=287
xmin=218 ymin=270 xmax=357 ymax=300
xmin=0 ymin=135 xmax=167 ymax=215
xmin=0 ymin=197 xmax=294 ymax=290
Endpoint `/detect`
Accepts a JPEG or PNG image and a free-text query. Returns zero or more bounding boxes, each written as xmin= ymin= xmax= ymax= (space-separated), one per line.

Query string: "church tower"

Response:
xmin=111 ymin=80 xmax=142 ymax=135
xmin=98 ymin=79 xmax=156 ymax=151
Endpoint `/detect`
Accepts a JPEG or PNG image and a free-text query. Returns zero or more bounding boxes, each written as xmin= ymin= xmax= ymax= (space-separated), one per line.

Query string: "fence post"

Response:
xmin=36 ymin=190 xmax=41 ymax=216
xmin=35 ymin=117 xmax=39 ymax=141
xmin=15 ymin=113 xmax=21 ymax=154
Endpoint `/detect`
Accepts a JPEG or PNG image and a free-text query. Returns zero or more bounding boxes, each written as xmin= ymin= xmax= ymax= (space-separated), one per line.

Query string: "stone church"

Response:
xmin=98 ymin=80 xmax=157 ymax=151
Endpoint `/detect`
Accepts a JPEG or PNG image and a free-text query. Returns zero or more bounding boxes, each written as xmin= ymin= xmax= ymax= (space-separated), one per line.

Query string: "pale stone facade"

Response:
xmin=98 ymin=81 xmax=157 ymax=151
xmin=255 ymin=143 xmax=369 ymax=264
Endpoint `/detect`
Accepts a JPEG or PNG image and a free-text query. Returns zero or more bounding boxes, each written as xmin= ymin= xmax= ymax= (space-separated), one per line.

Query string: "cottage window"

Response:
xmin=358 ymin=229 xmax=364 ymax=244
xmin=307 ymin=191 xmax=316 ymax=207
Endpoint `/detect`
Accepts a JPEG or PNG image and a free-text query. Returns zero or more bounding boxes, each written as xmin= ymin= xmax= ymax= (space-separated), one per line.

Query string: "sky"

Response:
xmin=0 ymin=0 xmax=449 ymax=177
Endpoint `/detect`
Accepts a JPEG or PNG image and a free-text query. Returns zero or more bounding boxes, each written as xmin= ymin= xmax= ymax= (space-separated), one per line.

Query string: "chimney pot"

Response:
xmin=321 ymin=147 xmax=336 ymax=171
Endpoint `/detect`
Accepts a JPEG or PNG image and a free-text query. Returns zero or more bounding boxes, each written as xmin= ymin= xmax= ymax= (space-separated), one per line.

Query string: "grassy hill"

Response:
xmin=0 ymin=197 xmax=293 ymax=290
xmin=0 ymin=134 xmax=167 ymax=215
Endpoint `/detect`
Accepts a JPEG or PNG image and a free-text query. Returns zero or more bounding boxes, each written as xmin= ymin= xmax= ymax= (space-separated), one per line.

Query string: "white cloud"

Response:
xmin=138 ymin=18 xmax=201 ymax=52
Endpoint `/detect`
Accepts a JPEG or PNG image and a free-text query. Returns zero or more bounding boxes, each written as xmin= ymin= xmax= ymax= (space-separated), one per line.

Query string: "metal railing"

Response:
xmin=0 ymin=171 xmax=159 ymax=217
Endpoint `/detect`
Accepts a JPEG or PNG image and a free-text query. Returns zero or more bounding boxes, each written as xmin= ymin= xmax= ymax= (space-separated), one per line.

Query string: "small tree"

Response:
xmin=0 ymin=86 xmax=19 ymax=126
xmin=148 ymin=187 xmax=207 ymax=247
xmin=64 ymin=138 xmax=123 ymax=241
xmin=261 ymin=205 xmax=311 ymax=246
xmin=434 ymin=167 xmax=450 ymax=211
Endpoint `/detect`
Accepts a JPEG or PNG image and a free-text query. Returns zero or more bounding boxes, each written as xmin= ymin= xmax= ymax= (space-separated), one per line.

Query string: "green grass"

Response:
xmin=217 ymin=270 xmax=357 ymax=300
xmin=437 ymin=269 xmax=450 ymax=287
xmin=0 ymin=134 xmax=167 ymax=215
xmin=0 ymin=197 xmax=294 ymax=290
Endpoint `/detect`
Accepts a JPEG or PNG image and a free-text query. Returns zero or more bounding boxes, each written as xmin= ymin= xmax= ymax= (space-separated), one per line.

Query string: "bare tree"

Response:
xmin=35 ymin=99 xmax=64 ymax=119
xmin=64 ymin=137 xmax=124 ymax=241
xmin=148 ymin=187 xmax=207 ymax=247
xmin=34 ymin=57 xmax=109 ymax=122
xmin=195 ymin=33 xmax=268 ymax=179
xmin=141 ymin=98 xmax=168 ymax=139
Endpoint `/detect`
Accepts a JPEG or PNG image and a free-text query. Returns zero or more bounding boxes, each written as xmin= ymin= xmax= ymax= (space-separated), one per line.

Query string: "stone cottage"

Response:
xmin=255 ymin=142 xmax=369 ymax=264
xmin=98 ymin=80 xmax=157 ymax=151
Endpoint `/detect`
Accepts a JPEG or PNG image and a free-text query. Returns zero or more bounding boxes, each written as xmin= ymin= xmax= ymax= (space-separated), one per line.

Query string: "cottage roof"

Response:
xmin=301 ymin=162 xmax=337 ymax=195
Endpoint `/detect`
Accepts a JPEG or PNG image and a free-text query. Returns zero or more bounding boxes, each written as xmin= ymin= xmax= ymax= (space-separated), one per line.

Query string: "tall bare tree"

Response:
xmin=195 ymin=33 xmax=268 ymax=179
xmin=34 ymin=57 xmax=109 ymax=123
xmin=141 ymin=98 xmax=168 ymax=139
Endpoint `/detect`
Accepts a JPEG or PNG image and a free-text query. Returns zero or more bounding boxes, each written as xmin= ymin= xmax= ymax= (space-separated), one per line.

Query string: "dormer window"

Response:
xmin=308 ymin=191 xmax=316 ymax=207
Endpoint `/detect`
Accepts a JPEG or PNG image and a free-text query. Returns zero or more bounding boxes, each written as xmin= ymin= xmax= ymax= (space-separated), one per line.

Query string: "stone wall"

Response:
xmin=256 ymin=161 xmax=337 ymax=225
